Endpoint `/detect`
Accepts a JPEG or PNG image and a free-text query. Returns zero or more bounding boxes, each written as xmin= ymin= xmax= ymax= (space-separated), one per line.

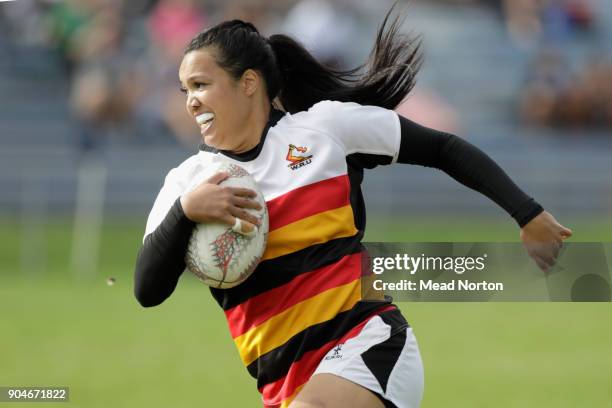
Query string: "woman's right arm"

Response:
xmin=134 ymin=198 xmax=195 ymax=307
xmin=134 ymin=170 xmax=262 ymax=307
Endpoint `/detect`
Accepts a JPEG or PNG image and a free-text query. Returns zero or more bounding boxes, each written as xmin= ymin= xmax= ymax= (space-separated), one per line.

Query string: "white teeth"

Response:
xmin=196 ymin=112 xmax=215 ymax=125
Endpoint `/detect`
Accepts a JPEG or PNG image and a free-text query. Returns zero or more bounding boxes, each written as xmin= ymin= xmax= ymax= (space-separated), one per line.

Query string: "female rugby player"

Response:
xmin=134 ymin=11 xmax=572 ymax=408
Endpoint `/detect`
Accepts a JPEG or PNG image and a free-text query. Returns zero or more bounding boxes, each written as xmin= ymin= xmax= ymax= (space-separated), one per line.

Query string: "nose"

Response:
xmin=188 ymin=93 xmax=201 ymax=111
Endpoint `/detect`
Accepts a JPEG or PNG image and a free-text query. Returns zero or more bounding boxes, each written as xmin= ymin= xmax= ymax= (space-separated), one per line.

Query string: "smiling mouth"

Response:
xmin=196 ymin=112 xmax=215 ymax=126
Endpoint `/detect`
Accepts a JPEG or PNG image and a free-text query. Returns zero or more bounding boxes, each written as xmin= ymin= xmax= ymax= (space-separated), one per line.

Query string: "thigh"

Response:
xmin=289 ymin=373 xmax=384 ymax=408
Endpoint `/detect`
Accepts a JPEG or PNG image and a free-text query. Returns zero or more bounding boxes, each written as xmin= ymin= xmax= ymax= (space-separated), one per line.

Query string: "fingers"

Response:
xmin=190 ymin=173 xmax=263 ymax=228
xmin=229 ymin=206 xmax=261 ymax=226
xmin=232 ymin=217 xmax=257 ymax=236
xmin=221 ymin=215 xmax=256 ymax=236
xmin=521 ymin=212 xmax=571 ymax=273
xmin=550 ymin=240 xmax=562 ymax=259
xmin=229 ymin=190 xmax=263 ymax=226
xmin=526 ymin=241 xmax=562 ymax=272
xmin=229 ymin=187 xmax=258 ymax=198
xmin=560 ymin=227 xmax=573 ymax=239
xmin=232 ymin=196 xmax=263 ymax=210
xmin=532 ymin=255 xmax=551 ymax=272
xmin=528 ymin=248 xmax=556 ymax=272
xmin=206 ymin=171 xmax=229 ymax=185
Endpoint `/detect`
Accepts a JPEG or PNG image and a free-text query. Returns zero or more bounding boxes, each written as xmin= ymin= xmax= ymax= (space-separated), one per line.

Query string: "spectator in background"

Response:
xmin=520 ymin=50 xmax=612 ymax=129
xmin=281 ymin=0 xmax=356 ymax=68
xmin=519 ymin=49 xmax=570 ymax=126
xmin=148 ymin=0 xmax=206 ymax=60
xmin=68 ymin=0 xmax=145 ymax=151
xmin=576 ymin=59 xmax=612 ymax=127
xmin=142 ymin=0 xmax=208 ymax=146
xmin=1 ymin=0 xmax=51 ymax=60
xmin=220 ymin=0 xmax=276 ymax=34
xmin=396 ymin=87 xmax=462 ymax=135
xmin=503 ymin=0 xmax=594 ymax=47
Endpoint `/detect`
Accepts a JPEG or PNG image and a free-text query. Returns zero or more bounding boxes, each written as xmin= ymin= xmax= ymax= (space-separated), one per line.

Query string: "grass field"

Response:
xmin=1 ymin=216 xmax=611 ymax=407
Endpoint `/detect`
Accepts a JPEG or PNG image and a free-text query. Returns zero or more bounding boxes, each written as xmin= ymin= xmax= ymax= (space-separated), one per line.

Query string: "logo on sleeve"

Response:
xmin=286 ymin=144 xmax=313 ymax=170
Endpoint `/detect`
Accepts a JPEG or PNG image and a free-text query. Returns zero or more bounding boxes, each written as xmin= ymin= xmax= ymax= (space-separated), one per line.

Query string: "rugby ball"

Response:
xmin=184 ymin=159 xmax=268 ymax=289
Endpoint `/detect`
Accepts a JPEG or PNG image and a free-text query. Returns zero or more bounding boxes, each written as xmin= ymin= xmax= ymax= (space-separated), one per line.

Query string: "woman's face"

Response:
xmin=178 ymin=48 xmax=252 ymax=151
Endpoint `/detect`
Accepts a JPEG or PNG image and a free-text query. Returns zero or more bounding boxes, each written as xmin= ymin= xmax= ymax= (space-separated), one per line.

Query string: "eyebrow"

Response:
xmin=181 ymin=74 xmax=211 ymax=84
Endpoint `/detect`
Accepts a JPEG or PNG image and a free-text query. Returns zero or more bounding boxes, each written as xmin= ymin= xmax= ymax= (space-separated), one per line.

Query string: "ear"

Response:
xmin=241 ymin=69 xmax=259 ymax=97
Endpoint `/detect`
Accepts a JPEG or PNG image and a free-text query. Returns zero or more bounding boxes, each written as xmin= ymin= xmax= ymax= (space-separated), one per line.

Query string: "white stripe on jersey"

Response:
xmin=144 ymin=100 xmax=401 ymax=239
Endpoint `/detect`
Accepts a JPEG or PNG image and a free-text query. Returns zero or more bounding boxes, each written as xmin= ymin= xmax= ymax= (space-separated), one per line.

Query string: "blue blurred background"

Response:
xmin=1 ymin=0 xmax=611 ymax=221
xmin=1 ymin=1 xmax=612 ymax=407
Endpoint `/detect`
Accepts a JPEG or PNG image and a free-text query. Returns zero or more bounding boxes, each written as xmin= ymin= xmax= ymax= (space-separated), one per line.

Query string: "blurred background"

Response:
xmin=1 ymin=0 xmax=611 ymax=407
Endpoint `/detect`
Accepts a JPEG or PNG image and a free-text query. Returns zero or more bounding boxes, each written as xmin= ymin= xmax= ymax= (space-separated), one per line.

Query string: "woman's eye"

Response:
xmin=179 ymin=83 xmax=207 ymax=94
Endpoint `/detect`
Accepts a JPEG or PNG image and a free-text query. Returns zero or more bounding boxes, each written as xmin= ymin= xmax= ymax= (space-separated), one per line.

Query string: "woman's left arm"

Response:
xmin=396 ymin=114 xmax=572 ymax=271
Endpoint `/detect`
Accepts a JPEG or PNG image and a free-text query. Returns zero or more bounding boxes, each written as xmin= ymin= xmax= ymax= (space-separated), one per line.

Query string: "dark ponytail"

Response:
xmin=185 ymin=5 xmax=421 ymax=113
xmin=269 ymin=7 xmax=422 ymax=113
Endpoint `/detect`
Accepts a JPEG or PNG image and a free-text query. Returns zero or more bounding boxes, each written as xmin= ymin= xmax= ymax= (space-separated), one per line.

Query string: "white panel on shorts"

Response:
xmin=313 ymin=316 xmax=424 ymax=408
xmin=385 ymin=327 xmax=424 ymax=408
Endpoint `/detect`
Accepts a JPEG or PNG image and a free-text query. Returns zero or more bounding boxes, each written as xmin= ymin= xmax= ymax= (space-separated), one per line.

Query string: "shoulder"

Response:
xmin=285 ymin=100 xmax=363 ymax=125
xmin=168 ymin=152 xmax=201 ymax=176
xmin=307 ymin=100 xmax=395 ymax=119
xmin=280 ymin=100 xmax=397 ymax=131
xmin=272 ymin=101 xmax=400 ymax=158
xmin=163 ymin=150 xmax=215 ymax=187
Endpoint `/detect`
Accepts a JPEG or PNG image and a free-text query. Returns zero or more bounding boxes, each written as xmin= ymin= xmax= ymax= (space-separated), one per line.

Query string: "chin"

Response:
xmin=204 ymin=134 xmax=230 ymax=151
xmin=203 ymin=134 xmax=220 ymax=148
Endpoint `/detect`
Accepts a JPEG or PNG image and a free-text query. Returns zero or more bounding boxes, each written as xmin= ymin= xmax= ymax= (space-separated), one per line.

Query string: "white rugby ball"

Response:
xmin=184 ymin=159 xmax=268 ymax=289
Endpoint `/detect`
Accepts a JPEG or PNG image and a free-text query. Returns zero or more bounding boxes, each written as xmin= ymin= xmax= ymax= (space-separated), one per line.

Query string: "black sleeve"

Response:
xmin=134 ymin=198 xmax=195 ymax=307
xmin=396 ymin=114 xmax=543 ymax=227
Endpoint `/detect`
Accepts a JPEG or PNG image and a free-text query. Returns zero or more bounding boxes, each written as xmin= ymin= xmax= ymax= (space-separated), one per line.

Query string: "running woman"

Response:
xmin=134 ymin=11 xmax=572 ymax=408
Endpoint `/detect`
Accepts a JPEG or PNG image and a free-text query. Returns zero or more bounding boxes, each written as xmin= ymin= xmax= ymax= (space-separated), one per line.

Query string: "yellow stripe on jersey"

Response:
xmin=262 ymin=204 xmax=358 ymax=261
xmin=234 ymin=278 xmax=362 ymax=366
xmin=280 ymin=384 xmax=305 ymax=408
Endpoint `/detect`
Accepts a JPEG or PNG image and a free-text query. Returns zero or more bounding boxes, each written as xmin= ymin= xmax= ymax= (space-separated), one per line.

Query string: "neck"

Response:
xmin=232 ymin=103 xmax=271 ymax=154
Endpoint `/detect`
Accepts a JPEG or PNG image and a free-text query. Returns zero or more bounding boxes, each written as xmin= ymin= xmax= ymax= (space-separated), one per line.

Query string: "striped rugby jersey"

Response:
xmin=144 ymin=100 xmax=404 ymax=407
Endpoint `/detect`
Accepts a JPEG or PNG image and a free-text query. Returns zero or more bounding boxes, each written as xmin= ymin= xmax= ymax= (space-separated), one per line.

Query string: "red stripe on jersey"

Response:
xmin=260 ymin=304 xmax=397 ymax=407
xmin=266 ymin=174 xmax=350 ymax=231
xmin=225 ymin=253 xmax=363 ymax=339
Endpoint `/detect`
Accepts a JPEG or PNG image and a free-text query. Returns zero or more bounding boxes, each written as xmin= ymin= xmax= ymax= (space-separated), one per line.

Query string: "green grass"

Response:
xmin=1 ymin=216 xmax=611 ymax=407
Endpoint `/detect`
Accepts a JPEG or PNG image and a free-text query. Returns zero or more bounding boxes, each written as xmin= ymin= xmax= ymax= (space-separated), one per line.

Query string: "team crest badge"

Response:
xmin=286 ymin=144 xmax=313 ymax=170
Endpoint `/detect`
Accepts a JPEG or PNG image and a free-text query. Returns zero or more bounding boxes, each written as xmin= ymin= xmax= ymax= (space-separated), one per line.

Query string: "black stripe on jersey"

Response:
xmin=209 ymin=233 xmax=364 ymax=310
xmin=248 ymin=302 xmax=398 ymax=387
xmin=346 ymin=156 xmax=366 ymax=232
xmin=347 ymin=153 xmax=393 ymax=170
xmin=345 ymin=153 xmax=393 ymax=236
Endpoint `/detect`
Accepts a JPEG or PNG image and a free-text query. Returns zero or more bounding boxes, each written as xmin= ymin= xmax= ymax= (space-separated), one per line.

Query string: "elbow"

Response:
xmin=133 ymin=245 xmax=164 ymax=308
xmin=134 ymin=286 xmax=163 ymax=308
xmin=133 ymin=267 xmax=167 ymax=308
xmin=133 ymin=242 xmax=180 ymax=308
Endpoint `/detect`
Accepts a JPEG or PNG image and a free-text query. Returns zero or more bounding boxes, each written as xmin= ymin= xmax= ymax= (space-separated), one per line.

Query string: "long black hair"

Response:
xmin=185 ymin=5 xmax=422 ymax=113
